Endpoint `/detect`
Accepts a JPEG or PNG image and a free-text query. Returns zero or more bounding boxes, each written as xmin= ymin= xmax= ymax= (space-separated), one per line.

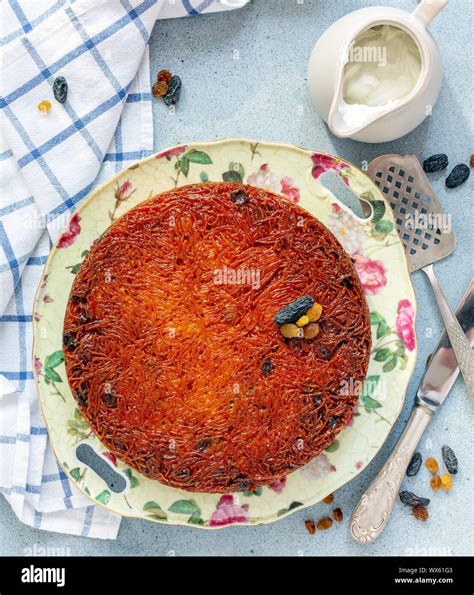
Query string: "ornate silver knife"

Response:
xmin=350 ymin=280 xmax=474 ymax=544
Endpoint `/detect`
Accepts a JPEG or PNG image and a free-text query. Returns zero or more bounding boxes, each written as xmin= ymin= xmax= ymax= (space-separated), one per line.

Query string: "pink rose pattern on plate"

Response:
xmin=56 ymin=214 xmax=81 ymax=249
xmin=247 ymin=164 xmax=300 ymax=203
xmin=311 ymin=153 xmax=351 ymax=185
xmin=396 ymin=299 xmax=416 ymax=351
xmin=209 ymin=495 xmax=249 ymax=527
xmin=353 ymin=254 xmax=387 ymax=296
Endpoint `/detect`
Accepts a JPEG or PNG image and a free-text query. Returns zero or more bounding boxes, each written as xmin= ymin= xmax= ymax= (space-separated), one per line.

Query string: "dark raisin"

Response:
xmin=75 ymin=387 xmax=88 ymax=407
xmin=312 ymin=395 xmax=322 ymax=405
xmin=423 ymin=154 xmax=448 ymax=173
xmin=399 ymin=490 xmax=430 ymax=507
xmin=406 ymin=451 xmax=422 ymax=477
xmin=446 ymin=163 xmax=470 ymax=188
xmin=113 ymin=438 xmax=124 ymax=451
xmin=62 ymin=332 xmax=76 ymax=351
xmin=195 ymin=438 xmax=212 ymax=452
xmin=274 ymin=296 xmax=314 ymax=325
xmin=261 ymin=360 xmax=274 ymax=377
xmin=71 ymin=294 xmax=87 ymax=304
xmin=316 ymin=344 xmax=332 ymax=360
xmin=230 ymin=188 xmax=248 ymax=205
xmin=328 ymin=416 xmax=339 ymax=429
xmin=79 ymin=311 xmax=91 ymax=323
xmin=176 ymin=468 xmax=190 ymax=479
xmin=102 ymin=390 xmax=117 ymax=408
xmin=229 ymin=473 xmax=252 ymax=491
xmin=441 ymin=445 xmax=458 ymax=474
xmin=53 ymin=76 xmax=68 ymax=104
xmin=163 ymin=75 xmax=181 ymax=106
xmin=340 ymin=276 xmax=354 ymax=290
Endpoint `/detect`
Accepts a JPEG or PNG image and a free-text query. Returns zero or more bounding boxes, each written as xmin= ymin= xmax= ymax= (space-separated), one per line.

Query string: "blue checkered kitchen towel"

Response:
xmin=0 ymin=0 xmax=249 ymax=539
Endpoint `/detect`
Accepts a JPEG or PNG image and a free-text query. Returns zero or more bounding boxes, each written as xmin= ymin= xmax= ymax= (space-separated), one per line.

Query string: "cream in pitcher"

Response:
xmin=308 ymin=0 xmax=448 ymax=143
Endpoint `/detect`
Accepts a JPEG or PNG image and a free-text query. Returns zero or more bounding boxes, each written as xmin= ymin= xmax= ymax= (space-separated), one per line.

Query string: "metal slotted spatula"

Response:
xmin=368 ymin=154 xmax=474 ymax=399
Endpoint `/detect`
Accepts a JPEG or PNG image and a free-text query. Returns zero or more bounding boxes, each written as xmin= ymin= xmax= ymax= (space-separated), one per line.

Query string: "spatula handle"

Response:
xmin=423 ymin=265 xmax=474 ymax=400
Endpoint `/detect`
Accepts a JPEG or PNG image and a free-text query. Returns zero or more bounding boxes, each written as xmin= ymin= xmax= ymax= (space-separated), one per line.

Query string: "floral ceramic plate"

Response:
xmin=33 ymin=139 xmax=416 ymax=529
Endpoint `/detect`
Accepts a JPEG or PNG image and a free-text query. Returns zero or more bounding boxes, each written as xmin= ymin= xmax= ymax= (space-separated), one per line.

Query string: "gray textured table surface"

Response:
xmin=1 ymin=0 xmax=473 ymax=557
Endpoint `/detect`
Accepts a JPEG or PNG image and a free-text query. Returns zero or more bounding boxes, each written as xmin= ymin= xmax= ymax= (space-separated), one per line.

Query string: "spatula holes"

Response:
xmin=396 ymin=217 xmax=403 ymax=227
xmin=393 ymin=191 xmax=399 ymax=199
xmin=408 ymin=176 xmax=414 ymax=183
xmin=401 ymin=197 xmax=408 ymax=205
xmin=403 ymin=233 xmax=410 ymax=242
xmin=410 ymin=247 xmax=416 ymax=255
xmin=400 ymin=206 xmax=406 ymax=215
xmin=389 ymin=166 xmax=395 ymax=173
xmin=434 ymin=238 xmax=440 ymax=245
xmin=387 ymin=174 xmax=393 ymax=182
xmin=383 ymin=186 xmax=389 ymax=194
xmin=395 ymin=181 xmax=402 ymax=189
xmin=413 ymin=237 xmax=420 ymax=246
xmin=415 ymin=228 xmax=422 ymax=236
xmin=406 ymin=186 xmax=413 ymax=193
xmin=424 ymin=232 xmax=432 ymax=241
xmin=376 ymin=171 xmax=383 ymax=178
xmin=399 ymin=169 xmax=405 ymax=177
xmin=390 ymin=202 xmax=396 ymax=209
xmin=318 ymin=170 xmax=369 ymax=219
xmin=412 ymin=201 xmax=419 ymax=209
xmin=414 ymin=192 xmax=421 ymax=199
xmin=421 ymin=243 xmax=429 ymax=250
xmin=420 ymin=207 xmax=427 ymax=215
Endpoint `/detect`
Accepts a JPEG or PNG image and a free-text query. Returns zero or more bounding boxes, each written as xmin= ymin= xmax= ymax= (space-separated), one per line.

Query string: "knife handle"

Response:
xmin=350 ymin=404 xmax=432 ymax=544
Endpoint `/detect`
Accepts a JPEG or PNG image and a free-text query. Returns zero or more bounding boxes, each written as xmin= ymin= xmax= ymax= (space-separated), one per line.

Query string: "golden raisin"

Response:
xmin=425 ymin=457 xmax=439 ymax=474
xmin=37 ymin=100 xmax=51 ymax=114
xmin=470 ymin=154 xmax=474 ymax=168
xmin=322 ymin=493 xmax=334 ymax=505
xmin=317 ymin=516 xmax=333 ymax=530
xmin=430 ymin=475 xmax=441 ymax=491
xmin=332 ymin=507 xmax=343 ymax=522
xmin=280 ymin=323 xmax=302 ymax=339
xmin=306 ymin=302 xmax=323 ymax=322
xmin=296 ymin=315 xmax=310 ymax=327
xmin=440 ymin=472 xmax=453 ymax=492
xmin=152 ymin=81 xmax=168 ymax=97
xmin=412 ymin=506 xmax=429 ymax=522
xmin=304 ymin=519 xmax=316 ymax=535
xmin=303 ymin=323 xmax=320 ymax=340
xmin=157 ymin=69 xmax=173 ymax=84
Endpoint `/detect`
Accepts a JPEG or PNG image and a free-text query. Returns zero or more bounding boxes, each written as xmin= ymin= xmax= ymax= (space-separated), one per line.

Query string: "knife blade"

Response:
xmin=416 ymin=280 xmax=474 ymax=410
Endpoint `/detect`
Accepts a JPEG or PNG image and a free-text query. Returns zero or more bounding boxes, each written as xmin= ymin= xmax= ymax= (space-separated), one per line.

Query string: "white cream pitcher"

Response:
xmin=308 ymin=0 xmax=448 ymax=143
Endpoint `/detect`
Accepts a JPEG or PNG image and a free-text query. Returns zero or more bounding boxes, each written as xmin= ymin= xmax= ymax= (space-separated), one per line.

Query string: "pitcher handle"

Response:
xmin=412 ymin=0 xmax=448 ymax=27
